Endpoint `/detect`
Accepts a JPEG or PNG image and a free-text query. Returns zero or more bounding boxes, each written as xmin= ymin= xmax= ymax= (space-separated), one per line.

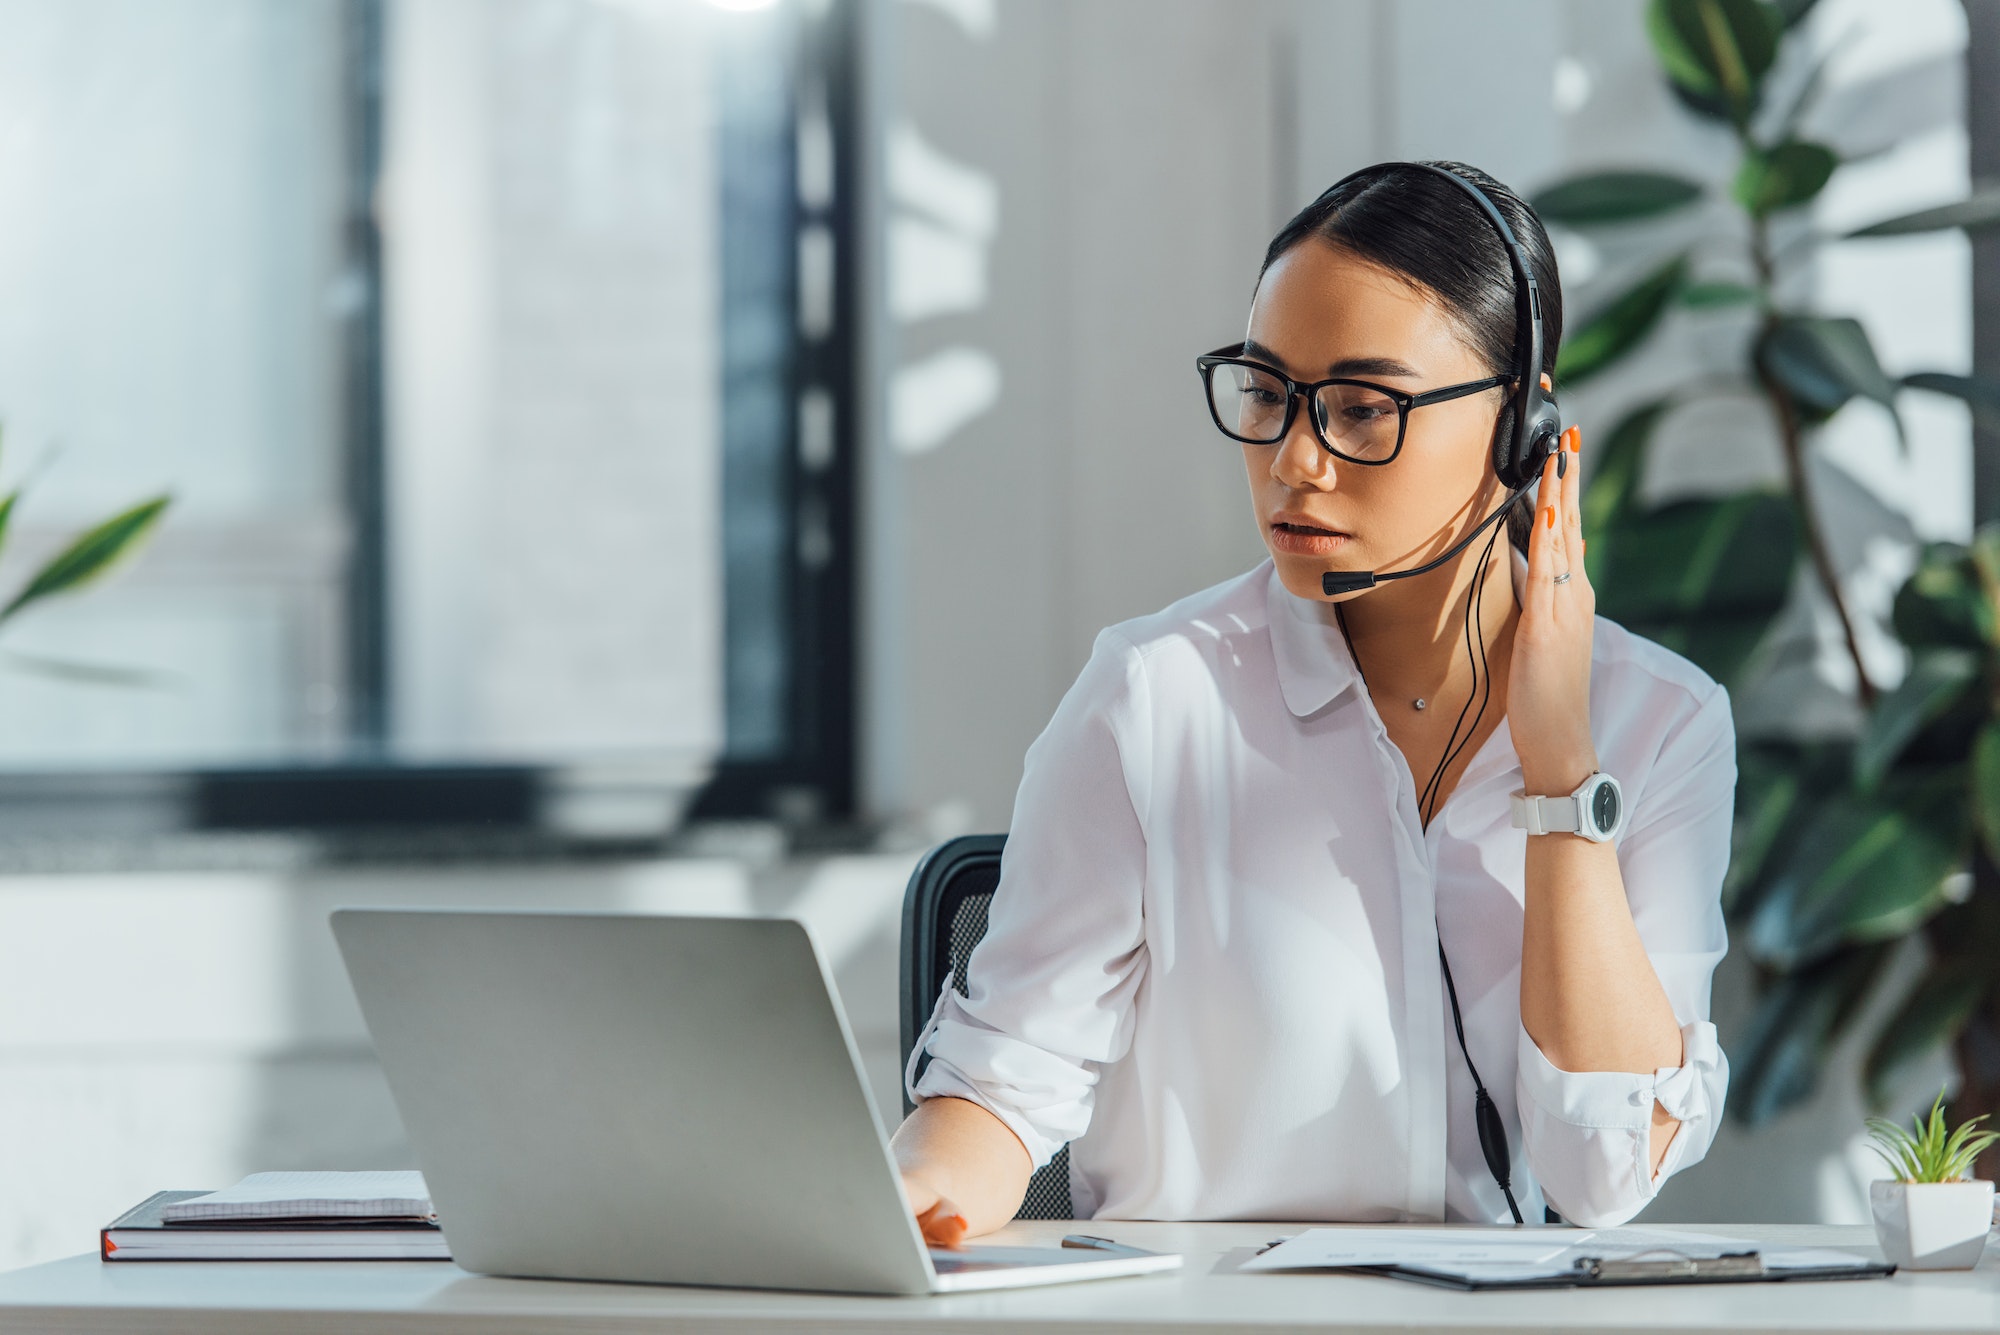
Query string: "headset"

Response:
xmin=1317 ymin=161 xmax=1565 ymax=598
xmin=1310 ymin=161 xmax=1566 ymax=1225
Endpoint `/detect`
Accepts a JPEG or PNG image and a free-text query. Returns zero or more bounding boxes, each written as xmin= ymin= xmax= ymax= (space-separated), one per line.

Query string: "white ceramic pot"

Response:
xmin=1868 ymin=1179 xmax=1994 ymax=1271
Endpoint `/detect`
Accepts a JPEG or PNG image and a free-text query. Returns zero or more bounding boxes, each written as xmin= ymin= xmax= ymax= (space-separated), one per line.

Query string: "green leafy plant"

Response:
xmin=1535 ymin=0 xmax=2000 ymax=1151
xmin=0 ymin=429 xmax=171 ymax=680
xmin=1865 ymin=1089 xmax=2000 ymax=1184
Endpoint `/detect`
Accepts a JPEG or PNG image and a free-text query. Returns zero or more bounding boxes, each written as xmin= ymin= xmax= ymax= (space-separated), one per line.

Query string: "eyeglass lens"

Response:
xmin=1206 ymin=363 xmax=1402 ymax=461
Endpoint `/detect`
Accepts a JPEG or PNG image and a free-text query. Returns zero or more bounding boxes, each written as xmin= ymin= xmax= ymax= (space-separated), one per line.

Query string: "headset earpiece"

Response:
xmin=1491 ymin=399 xmax=1516 ymax=484
xmin=1522 ymin=394 xmax=1563 ymax=487
xmin=1495 ymin=378 xmax=1561 ymax=491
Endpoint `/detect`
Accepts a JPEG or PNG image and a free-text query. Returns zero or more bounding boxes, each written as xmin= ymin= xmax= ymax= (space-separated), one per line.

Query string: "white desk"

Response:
xmin=0 ymin=1221 xmax=1994 ymax=1335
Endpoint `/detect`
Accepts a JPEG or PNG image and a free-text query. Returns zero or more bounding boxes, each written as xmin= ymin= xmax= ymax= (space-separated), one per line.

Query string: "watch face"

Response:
xmin=1591 ymin=778 xmax=1621 ymax=835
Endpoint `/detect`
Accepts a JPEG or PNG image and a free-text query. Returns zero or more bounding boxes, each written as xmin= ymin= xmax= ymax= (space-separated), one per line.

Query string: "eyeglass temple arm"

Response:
xmin=1406 ymin=374 xmax=1511 ymax=408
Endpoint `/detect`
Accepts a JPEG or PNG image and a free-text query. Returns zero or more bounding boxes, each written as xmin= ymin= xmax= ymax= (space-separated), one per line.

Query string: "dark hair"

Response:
xmin=1260 ymin=160 xmax=1562 ymax=552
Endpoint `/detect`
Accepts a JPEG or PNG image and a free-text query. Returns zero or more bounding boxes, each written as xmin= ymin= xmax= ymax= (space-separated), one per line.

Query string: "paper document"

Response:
xmin=1756 ymin=1246 xmax=1879 ymax=1270
xmin=1243 ymin=1227 xmax=1588 ymax=1271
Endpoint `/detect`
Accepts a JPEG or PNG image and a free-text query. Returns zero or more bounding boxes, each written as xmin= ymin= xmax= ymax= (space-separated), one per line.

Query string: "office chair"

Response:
xmin=899 ymin=833 xmax=1073 ymax=1220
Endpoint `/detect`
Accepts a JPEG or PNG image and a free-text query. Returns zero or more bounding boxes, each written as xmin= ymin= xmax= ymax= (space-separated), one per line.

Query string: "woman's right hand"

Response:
xmin=889 ymin=1096 xmax=1030 ymax=1247
xmin=901 ymin=1172 xmax=970 ymax=1250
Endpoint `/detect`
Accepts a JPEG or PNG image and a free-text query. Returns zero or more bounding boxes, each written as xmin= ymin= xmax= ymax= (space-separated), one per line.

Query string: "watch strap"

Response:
xmin=1509 ymin=791 xmax=1581 ymax=837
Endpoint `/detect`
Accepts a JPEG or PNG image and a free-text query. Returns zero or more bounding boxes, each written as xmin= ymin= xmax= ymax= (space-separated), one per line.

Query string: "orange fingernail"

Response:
xmin=1567 ymin=426 xmax=1580 ymax=452
xmin=1542 ymin=506 xmax=1554 ymax=528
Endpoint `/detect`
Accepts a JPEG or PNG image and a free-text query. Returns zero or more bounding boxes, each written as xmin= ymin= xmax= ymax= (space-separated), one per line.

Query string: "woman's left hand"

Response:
xmin=1508 ymin=424 xmax=1599 ymax=796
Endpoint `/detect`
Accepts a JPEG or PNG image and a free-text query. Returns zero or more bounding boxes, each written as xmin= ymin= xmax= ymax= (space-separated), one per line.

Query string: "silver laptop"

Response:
xmin=330 ymin=908 xmax=1181 ymax=1295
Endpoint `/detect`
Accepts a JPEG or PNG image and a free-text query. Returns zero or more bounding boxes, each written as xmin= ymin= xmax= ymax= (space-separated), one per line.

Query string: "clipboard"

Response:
xmin=1359 ymin=1248 xmax=1895 ymax=1291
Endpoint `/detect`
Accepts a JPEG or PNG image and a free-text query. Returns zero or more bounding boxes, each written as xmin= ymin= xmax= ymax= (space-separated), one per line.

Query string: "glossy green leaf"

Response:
xmin=1627 ymin=615 xmax=1786 ymax=693
xmin=1591 ymin=489 xmax=1798 ymax=688
xmin=1865 ymin=965 xmax=1986 ymax=1109
xmin=1532 ymin=171 xmax=1705 ymax=224
xmin=1973 ymin=722 xmax=2000 ymax=867
xmin=1833 ymin=787 xmax=1968 ymax=946
xmin=1733 ymin=140 xmax=1839 ymax=216
xmin=0 ymin=650 xmax=175 ymax=689
xmin=1646 ymin=0 xmax=1784 ymax=126
xmin=1747 ymin=773 xmax=1965 ymax=968
xmin=1757 ymin=316 xmax=1903 ymax=441
xmin=1728 ymin=749 xmax=1804 ymax=913
xmin=1555 ymin=256 xmax=1687 ymax=386
xmin=1972 ymin=526 xmax=2000 ymax=628
xmin=1591 ymin=491 xmax=1798 ymax=624
xmin=1580 ymin=400 xmax=1672 ymax=577
xmin=1902 ymin=372 xmax=2000 ymax=435
xmin=1846 ymin=186 xmax=2000 ymax=239
xmin=1893 ymin=538 xmax=1999 ymax=651
xmin=0 ymin=496 xmax=170 ymax=623
xmin=1853 ymin=648 xmax=1980 ymax=790
xmin=1735 ymin=945 xmax=1890 ymax=1126
xmin=1680 ymin=281 xmax=1760 ymax=308
xmin=1726 ymin=741 xmax=1853 ymax=918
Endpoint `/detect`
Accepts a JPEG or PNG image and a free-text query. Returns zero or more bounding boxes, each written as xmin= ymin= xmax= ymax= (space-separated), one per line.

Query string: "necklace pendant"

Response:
xmin=1413 ymin=698 xmax=1427 ymax=711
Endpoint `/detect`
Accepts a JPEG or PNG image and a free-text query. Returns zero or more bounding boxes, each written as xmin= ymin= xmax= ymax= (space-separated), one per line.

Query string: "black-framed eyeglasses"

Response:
xmin=1195 ymin=343 xmax=1510 ymax=466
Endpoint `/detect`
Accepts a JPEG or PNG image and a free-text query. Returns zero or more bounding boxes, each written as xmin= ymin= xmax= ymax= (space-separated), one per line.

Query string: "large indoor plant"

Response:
xmin=1535 ymin=0 xmax=2000 ymax=1160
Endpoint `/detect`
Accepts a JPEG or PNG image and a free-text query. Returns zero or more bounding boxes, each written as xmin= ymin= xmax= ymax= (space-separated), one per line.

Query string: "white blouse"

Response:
xmin=907 ymin=554 xmax=1734 ymax=1229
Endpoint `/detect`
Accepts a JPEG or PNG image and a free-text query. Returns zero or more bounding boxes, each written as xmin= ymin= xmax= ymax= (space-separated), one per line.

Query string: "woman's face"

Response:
xmin=1242 ymin=238 xmax=1508 ymax=603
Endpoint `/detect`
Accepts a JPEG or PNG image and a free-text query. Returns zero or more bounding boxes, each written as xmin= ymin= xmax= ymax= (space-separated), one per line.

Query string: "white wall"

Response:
xmin=861 ymin=0 xmax=1282 ymax=833
xmin=0 ymin=852 xmax=916 ymax=1272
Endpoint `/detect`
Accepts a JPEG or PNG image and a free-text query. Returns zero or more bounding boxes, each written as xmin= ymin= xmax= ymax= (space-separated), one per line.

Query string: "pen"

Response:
xmin=1061 ymin=1233 xmax=1152 ymax=1256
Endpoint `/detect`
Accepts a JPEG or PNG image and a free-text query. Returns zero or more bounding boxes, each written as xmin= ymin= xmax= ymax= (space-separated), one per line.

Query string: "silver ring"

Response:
xmin=1553 ymin=571 xmax=1573 ymax=586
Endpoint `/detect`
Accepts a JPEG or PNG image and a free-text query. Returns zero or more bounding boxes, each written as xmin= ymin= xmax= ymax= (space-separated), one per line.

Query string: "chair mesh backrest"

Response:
xmin=940 ymin=888 xmax=1074 ymax=1221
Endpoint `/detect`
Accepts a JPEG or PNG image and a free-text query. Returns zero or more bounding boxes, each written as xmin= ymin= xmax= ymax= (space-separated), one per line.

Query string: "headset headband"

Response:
xmin=1315 ymin=162 xmax=1554 ymax=489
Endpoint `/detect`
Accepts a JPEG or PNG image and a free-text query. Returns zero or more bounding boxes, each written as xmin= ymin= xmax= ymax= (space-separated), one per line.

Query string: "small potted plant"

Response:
xmin=1865 ymin=1091 xmax=1999 ymax=1271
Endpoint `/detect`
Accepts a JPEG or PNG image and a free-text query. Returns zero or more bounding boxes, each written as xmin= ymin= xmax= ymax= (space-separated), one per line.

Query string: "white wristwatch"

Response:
xmin=1510 ymin=770 xmax=1626 ymax=843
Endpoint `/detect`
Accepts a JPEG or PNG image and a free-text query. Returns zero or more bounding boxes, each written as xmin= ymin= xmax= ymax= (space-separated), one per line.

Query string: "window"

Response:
xmin=0 ymin=0 xmax=857 ymax=837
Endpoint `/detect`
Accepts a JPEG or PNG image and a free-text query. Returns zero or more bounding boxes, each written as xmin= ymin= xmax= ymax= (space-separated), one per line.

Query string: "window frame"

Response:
xmin=1 ymin=0 xmax=860 ymax=846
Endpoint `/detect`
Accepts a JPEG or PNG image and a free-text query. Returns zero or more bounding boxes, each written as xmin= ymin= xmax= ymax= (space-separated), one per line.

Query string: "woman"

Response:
xmin=891 ymin=161 xmax=1732 ymax=1243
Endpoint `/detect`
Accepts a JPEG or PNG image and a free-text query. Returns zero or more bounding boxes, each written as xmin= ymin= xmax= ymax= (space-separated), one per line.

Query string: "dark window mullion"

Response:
xmin=339 ymin=0 xmax=389 ymax=752
xmin=696 ymin=0 xmax=859 ymax=825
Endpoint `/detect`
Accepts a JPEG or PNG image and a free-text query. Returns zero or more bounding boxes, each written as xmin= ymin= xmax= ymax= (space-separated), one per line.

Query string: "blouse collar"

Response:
xmin=1263 ymin=545 xmax=1533 ymax=719
xmin=1265 ymin=564 xmax=1363 ymax=718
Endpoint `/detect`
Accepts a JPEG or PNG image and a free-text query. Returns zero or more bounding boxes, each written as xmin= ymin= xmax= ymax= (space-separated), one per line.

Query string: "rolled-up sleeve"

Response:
xmin=1516 ymin=679 xmax=1735 ymax=1227
xmin=905 ymin=628 xmax=1153 ymax=1169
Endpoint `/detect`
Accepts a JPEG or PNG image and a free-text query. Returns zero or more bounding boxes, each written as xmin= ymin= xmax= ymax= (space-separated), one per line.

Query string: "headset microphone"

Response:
xmin=1320 ymin=481 xmax=1534 ymax=597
